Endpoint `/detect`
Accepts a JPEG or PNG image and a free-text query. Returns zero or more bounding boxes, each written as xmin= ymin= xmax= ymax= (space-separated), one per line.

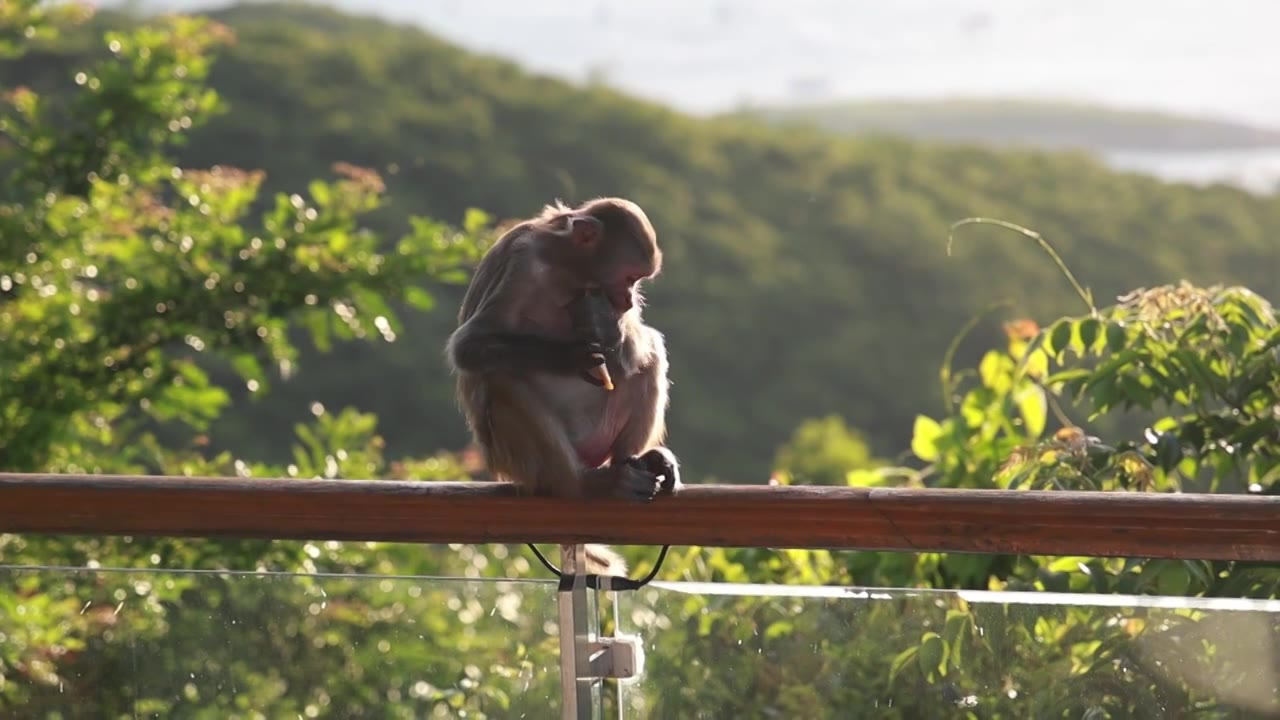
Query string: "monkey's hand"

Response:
xmin=614 ymin=462 xmax=664 ymax=502
xmin=634 ymin=447 xmax=682 ymax=495
xmin=584 ymin=461 xmax=664 ymax=502
xmin=574 ymin=343 xmax=614 ymax=389
xmin=451 ymin=330 xmax=615 ymax=384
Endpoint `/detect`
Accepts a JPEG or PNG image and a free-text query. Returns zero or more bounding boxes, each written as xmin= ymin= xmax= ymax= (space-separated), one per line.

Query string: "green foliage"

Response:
xmin=629 ymin=272 xmax=1280 ymax=717
xmin=0 ymin=6 xmax=527 ymax=714
xmin=849 ymin=225 xmax=1280 ymax=715
xmin=918 ymin=280 xmax=1280 ymax=502
xmin=624 ymin=218 xmax=1279 ymax=716
xmin=1040 ymin=284 xmax=1280 ymax=494
xmin=0 ymin=0 xmax=92 ymax=59
xmin=0 ymin=565 xmax=563 ymax=717
xmin=772 ymin=414 xmax=885 ymax=486
xmin=0 ymin=7 xmax=486 ymax=473
xmin=626 ymin=587 xmax=1280 ymax=719
xmin=2 ymin=2 xmax=1279 ymax=717
xmin=6 ymin=2 xmax=1277 ymax=480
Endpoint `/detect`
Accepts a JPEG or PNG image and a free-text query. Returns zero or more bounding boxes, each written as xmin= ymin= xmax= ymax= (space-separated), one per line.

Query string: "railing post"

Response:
xmin=557 ymin=543 xmax=602 ymax=719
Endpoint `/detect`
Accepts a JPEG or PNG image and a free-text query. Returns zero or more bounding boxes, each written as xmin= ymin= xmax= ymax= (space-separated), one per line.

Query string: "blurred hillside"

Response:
xmin=742 ymin=98 xmax=1280 ymax=153
xmin=741 ymin=98 xmax=1280 ymax=194
xmin=109 ymin=2 xmax=1280 ymax=191
xmin=119 ymin=0 xmax=1280 ymax=128
xmin=5 ymin=2 xmax=1278 ymax=483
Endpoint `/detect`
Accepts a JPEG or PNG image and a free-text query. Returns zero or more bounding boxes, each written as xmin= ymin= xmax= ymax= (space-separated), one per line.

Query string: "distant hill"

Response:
xmin=5 ymin=4 xmax=1278 ymax=483
xmin=739 ymin=98 xmax=1280 ymax=153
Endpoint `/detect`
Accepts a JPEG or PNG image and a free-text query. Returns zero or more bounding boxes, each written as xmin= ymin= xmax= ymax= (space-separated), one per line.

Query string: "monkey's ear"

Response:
xmin=568 ymin=215 xmax=603 ymax=247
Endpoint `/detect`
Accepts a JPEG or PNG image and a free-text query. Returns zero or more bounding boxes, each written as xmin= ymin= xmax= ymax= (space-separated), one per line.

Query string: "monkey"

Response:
xmin=445 ymin=197 xmax=681 ymax=576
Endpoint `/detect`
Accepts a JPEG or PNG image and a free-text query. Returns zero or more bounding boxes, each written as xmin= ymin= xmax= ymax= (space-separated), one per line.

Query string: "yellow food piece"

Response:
xmin=588 ymin=365 xmax=614 ymax=391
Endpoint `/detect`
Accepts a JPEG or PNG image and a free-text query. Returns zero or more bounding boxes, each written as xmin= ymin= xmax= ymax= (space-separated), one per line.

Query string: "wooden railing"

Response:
xmin=2 ymin=472 xmax=1278 ymax=561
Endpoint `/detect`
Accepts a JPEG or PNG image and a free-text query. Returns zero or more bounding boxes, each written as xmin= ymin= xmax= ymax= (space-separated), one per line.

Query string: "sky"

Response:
xmin=122 ymin=0 xmax=1280 ymax=128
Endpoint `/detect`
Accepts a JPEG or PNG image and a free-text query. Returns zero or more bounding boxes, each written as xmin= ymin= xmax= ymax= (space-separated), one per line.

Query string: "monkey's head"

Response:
xmin=530 ymin=197 xmax=662 ymax=314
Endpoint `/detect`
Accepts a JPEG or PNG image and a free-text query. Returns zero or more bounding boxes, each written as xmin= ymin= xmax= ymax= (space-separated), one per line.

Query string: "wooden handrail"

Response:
xmin=1 ymin=472 xmax=1278 ymax=561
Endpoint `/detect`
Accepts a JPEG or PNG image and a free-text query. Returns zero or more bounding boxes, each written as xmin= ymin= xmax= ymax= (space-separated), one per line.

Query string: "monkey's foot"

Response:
xmin=612 ymin=463 xmax=664 ymax=502
xmin=583 ymin=462 xmax=662 ymax=502
xmin=634 ymin=448 xmax=682 ymax=495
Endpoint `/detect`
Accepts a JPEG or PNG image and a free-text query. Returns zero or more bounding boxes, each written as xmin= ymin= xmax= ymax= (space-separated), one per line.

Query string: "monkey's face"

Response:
xmin=530 ymin=203 xmax=661 ymax=314
xmin=590 ymin=257 xmax=653 ymax=314
xmin=546 ymin=263 xmax=646 ymax=314
xmin=541 ymin=244 xmax=657 ymax=315
xmin=589 ymin=231 xmax=660 ymax=314
xmin=605 ymin=283 xmax=637 ymax=313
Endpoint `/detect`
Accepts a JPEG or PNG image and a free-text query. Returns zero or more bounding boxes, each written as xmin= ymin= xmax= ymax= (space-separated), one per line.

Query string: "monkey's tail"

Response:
xmin=527 ymin=542 xmax=671 ymax=591
xmin=585 ymin=543 xmax=628 ymax=576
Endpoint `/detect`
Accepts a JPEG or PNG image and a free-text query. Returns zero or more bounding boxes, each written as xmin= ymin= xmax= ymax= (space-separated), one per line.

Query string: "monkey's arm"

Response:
xmin=448 ymin=322 xmax=606 ymax=378
xmin=608 ymin=328 xmax=681 ymax=494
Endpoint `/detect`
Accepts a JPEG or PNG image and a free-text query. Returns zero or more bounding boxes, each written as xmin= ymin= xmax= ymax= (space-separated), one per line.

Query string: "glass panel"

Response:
xmin=616 ymin=581 xmax=1280 ymax=718
xmin=0 ymin=565 xmax=562 ymax=718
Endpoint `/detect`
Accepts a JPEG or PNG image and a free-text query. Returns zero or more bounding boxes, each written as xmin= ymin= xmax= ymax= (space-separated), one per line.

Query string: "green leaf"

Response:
xmin=1022 ymin=347 xmax=1050 ymax=379
xmin=1076 ymin=317 xmax=1101 ymax=355
xmin=911 ymin=415 xmax=944 ymax=462
xmin=978 ymin=351 xmax=1015 ymax=393
xmin=1014 ymin=385 xmax=1048 ymax=439
xmin=403 ymin=285 xmax=435 ymax=311
xmin=298 ymin=310 xmax=333 ymax=352
xmin=845 ymin=468 xmax=888 ymax=487
xmin=1043 ymin=367 xmax=1091 ymax=382
xmin=1105 ymin=321 xmax=1128 ymax=353
xmin=308 ymin=179 xmax=332 ymax=207
xmin=763 ymin=620 xmax=793 ymax=640
xmin=1154 ymin=432 xmax=1183 ymax=474
xmin=942 ymin=610 xmax=970 ymax=670
xmin=229 ymin=353 xmax=266 ymax=384
xmin=1155 ymin=562 xmax=1192 ymax=596
xmin=1048 ymin=319 xmax=1073 ymax=358
xmin=888 ymin=646 xmax=918 ymax=686
xmin=1180 ymin=559 xmax=1213 ymax=590
xmin=917 ymin=631 xmax=946 ymax=678
xmin=1227 ymin=419 xmax=1280 ymax=456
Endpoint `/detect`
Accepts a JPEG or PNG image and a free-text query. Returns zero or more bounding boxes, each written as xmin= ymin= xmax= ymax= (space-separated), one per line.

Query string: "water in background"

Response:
xmin=1104 ymin=148 xmax=1280 ymax=194
xmin=122 ymin=0 xmax=1280 ymax=193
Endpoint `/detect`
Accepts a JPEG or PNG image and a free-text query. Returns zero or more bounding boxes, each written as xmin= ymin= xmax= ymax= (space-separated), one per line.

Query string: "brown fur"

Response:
xmin=446 ymin=197 xmax=679 ymax=575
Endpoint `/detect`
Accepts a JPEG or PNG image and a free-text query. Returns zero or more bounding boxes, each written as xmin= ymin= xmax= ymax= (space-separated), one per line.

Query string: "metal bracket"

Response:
xmin=583 ymin=635 xmax=645 ymax=681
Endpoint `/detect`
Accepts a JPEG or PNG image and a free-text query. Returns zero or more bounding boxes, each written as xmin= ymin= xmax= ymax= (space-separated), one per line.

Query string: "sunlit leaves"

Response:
xmin=902 ymin=273 xmax=1280 ymax=712
xmin=0 ymin=6 xmax=489 ymax=474
xmin=910 ymin=415 xmax=943 ymax=463
xmin=773 ymin=414 xmax=885 ymax=485
xmin=1013 ymin=384 xmax=1047 ymax=439
xmin=1010 ymin=282 xmax=1280 ymax=497
xmin=1060 ymin=284 xmax=1277 ymax=490
xmin=145 ymin=360 xmax=229 ymax=429
xmin=3 ymin=14 xmax=228 ymax=198
xmin=0 ymin=0 xmax=93 ymax=59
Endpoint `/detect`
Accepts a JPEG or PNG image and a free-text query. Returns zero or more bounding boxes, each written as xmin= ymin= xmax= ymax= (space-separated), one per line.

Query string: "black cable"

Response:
xmin=527 ymin=542 xmax=561 ymax=576
xmin=527 ymin=542 xmax=672 ymax=591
